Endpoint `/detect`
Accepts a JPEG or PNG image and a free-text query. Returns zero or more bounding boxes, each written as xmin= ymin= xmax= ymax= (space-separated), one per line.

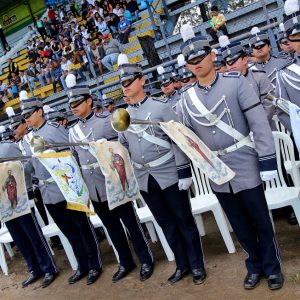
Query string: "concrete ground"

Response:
xmin=1 ymin=213 xmax=300 ymax=300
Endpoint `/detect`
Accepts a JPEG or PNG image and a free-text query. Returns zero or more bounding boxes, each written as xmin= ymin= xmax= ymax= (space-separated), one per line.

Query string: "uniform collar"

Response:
xmin=258 ymin=55 xmax=272 ymax=66
xmin=80 ymin=111 xmax=94 ymax=123
xmin=130 ymin=96 xmax=148 ymax=107
xmin=33 ymin=120 xmax=46 ymax=132
xmin=197 ymin=72 xmax=219 ymax=91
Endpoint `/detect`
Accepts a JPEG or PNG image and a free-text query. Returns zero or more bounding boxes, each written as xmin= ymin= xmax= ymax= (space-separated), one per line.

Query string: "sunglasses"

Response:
xmin=121 ymin=75 xmax=140 ymax=88
xmin=180 ymin=78 xmax=191 ymax=83
xmin=280 ymin=39 xmax=289 ymax=45
xmin=252 ymin=43 xmax=267 ymax=50
xmin=23 ymin=110 xmax=37 ymax=120
xmin=288 ymin=36 xmax=300 ymax=43
xmin=186 ymin=51 xmax=211 ymax=65
xmin=161 ymin=81 xmax=172 ymax=88
xmin=69 ymin=97 xmax=86 ymax=109
xmin=226 ymin=55 xmax=242 ymax=66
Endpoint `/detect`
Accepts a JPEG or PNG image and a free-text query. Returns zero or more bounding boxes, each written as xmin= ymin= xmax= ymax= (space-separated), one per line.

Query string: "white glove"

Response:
xmin=260 ymin=170 xmax=278 ymax=181
xmin=178 ymin=177 xmax=193 ymax=191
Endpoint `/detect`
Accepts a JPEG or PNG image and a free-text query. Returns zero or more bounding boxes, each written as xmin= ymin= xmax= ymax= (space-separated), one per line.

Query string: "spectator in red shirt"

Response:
xmin=47 ymin=6 xmax=57 ymax=24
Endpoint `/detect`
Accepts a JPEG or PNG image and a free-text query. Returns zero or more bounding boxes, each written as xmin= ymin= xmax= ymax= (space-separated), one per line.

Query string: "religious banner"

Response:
xmin=89 ymin=140 xmax=141 ymax=210
xmin=160 ymin=121 xmax=235 ymax=185
xmin=0 ymin=161 xmax=31 ymax=222
xmin=37 ymin=152 xmax=94 ymax=214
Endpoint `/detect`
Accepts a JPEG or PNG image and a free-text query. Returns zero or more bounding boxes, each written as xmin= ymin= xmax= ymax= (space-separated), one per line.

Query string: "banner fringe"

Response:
xmin=67 ymin=202 xmax=95 ymax=216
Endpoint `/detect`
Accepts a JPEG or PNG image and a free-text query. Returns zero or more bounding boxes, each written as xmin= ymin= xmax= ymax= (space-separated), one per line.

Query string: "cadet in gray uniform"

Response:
xmin=117 ymin=54 xmax=206 ymax=285
xmin=156 ymin=65 xmax=181 ymax=111
xmin=20 ymin=97 xmax=102 ymax=286
xmin=277 ymin=24 xmax=294 ymax=59
xmin=177 ymin=24 xmax=283 ymax=290
xmin=67 ymin=85 xmax=154 ymax=283
xmin=218 ymin=35 xmax=274 ymax=123
xmin=275 ymin=1 xmax=300 ymax=132
xmin=249 ymin=27 xmax=289 ymax=85
xmin=0 ymin=124 xmax=57 ymax=289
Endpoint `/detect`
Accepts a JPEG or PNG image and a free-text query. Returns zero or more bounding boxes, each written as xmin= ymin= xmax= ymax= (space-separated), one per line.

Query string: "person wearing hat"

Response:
xmin=219 ymin=35 xmax=274 ymax=123
xmin=0 ymin=111 xmax=58 ymax=289
xmin=249 ymin=26 xmax=289 ymax=84
xmin=118 ymin=13 xmax=131 ymax=44
xmin=275 ymin=0 xmax=300 ymax=132
xmin=117 ymin=53 xmax=206 ymax=285
xmin=67 ymin=85 xmax=154 ymax=283
xmin=177 ymin=24 xmax=283 ymax=290
xmin=102 ymin=94 xmax=116 ymax=113
xmin=212 ymin=49 xmax=227 ymax=73
xmin=20 ymin=97 xmax=102 ymax=286
xmin=92 ymin=97 xmax=103 ymax=114
xmin=176 ymin=54 xmax=197 ymax=89
xmin=277 ymin=23 xmax=294 ymax=59
xmin=157 ymin=65 xmax=181 ymax=111
xmin=172 ymin=71 xmax=182 ymax=91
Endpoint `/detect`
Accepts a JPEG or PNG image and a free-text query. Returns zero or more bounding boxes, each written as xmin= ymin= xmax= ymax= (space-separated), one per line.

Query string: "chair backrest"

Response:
xmin=43 ymin=204 xmax=55 ymax=224
xmin=265 ymin=131 xmax=300 ymax=190
xmin=190 ymin=160 xmax=214 ymax=196
xmin=272 ymin=115 xmax=291 ymax=135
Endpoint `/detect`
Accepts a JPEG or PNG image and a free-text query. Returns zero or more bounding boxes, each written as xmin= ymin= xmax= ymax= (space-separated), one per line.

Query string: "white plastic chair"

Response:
xmin=272 ymin=115 xmax=300 ymax=183
xmin=0 ymin=223 xmax=14 ymax=275
xmin=264 ymin=132 xmax=300 ymax=226
xmin=42 ymin=205 xmax=78 ymax=271
xmin=189 ymin=162 xmax=236 ymax=254
xmin=133 ymin=200 xmax=175 ymax=261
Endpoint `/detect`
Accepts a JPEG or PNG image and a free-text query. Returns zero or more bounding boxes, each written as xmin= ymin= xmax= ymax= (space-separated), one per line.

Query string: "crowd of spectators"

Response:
xmin=1 ymin=0 xmax=142 ymax=105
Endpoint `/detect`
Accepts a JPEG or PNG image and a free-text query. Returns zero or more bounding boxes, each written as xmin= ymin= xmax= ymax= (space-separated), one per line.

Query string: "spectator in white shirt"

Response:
xmin=113 ymin=4 xmax=124 ymax=17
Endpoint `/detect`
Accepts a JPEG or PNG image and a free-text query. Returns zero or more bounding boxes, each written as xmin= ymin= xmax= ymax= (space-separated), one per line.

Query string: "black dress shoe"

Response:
xmin=42 ymin=272 xmax=58 ymax=288
xmin=68 ymin=269 xmax=88 ymax=284
xmin=112 ymin=264 xmax=136 ymax=283
xmin=268 ymin=273 xmax=284 ymax=290
xmin=192 ymin=268 xmax=206 ymax=285
xmin=22 ymin=273 xmax=42 ymax=288
xmin=167 ymin=268 xmax=190 ymax=285
xmin=87 ymin=269 xmax=102 ymax=285
xmin=244 ymin=273 xmax=261 ymax=289
xmin=140 ymin=263 xmax=154 ymax=281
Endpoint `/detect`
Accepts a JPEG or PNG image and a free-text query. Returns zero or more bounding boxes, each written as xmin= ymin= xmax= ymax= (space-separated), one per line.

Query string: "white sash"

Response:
xmin=187 ymin=87 xmax=248 ymax=143
xmin=141 ymin=131 xmax=171 ymax=149
xmin=287 ymin=63 xmax=300 ymax=76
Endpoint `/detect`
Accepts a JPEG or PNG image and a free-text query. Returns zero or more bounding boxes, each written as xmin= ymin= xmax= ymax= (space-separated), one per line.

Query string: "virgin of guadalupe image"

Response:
xmin=2 ymin=170 xmax=18 ymax=209
xmin=109 ymin=147 xmax=129 ymax=192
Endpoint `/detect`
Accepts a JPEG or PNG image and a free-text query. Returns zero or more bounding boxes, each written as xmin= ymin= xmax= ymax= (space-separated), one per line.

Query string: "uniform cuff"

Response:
xmin=258 ymin=154 xmax=277 ymax=172
xmin=177 ymin=163 xmax=192 ymax=179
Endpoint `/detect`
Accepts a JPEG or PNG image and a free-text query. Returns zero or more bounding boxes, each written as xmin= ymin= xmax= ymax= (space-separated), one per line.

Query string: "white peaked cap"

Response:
xmin=118 ymin=53 xmax=129 ymax=66
xmin=157 ymin=65 xmax=165 ymax=75
xmin=43 ymin=105 xmax=54 ymax=114
xmin=0 ymin=126 xmax=6 ymax=134
xmin=19 ymin=90 xmax=29 ymax=100
xmin=219 ymin=35 xmax=230 ymax=48
xmin=180 ymin=24 xmax=195 ymax=42
xmin=177 ymin=54 xmax=186 ymax=67
xmin=279 ymin=23 xmax=285 ymax=32
xmin=284 ymin=0 xmax=300 ymax=16
xmin=66 ymin=73 xmax=77 ymax=88
xmin=6 ymin=107 xmax=15 ymax=117
xmin=250 ymin=27 xmax=260 ymax=35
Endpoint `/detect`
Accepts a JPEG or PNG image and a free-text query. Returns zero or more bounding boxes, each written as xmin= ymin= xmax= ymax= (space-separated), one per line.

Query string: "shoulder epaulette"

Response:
xmin=151 ymin=95 xmax=168 ymax=103
xmin=181 ymin=82 xmax=196 ymax=93
xmin=47 ymin=121 xmax=60 ymax=128
xmin=222 ymin=71 xmax=241 ymax=78
xmin=252 ymin=69 xmax=266 ymax=73
xmin=96 ymin=111 xmax=110 ymax=118
xmin=278 ymin=59 xmax=295 ymax=71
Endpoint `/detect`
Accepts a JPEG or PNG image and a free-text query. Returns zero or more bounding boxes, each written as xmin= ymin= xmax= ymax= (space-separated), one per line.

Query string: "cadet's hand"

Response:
xmin=260 ymin=170 xmax=277 ymax=181
xmin=178 ymin=177 xmax=193 ymax=190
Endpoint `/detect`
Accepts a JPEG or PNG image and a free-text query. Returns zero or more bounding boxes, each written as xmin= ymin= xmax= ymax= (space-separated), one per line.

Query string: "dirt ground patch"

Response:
xmin=1 ymin=213 xmax=300 ymax=300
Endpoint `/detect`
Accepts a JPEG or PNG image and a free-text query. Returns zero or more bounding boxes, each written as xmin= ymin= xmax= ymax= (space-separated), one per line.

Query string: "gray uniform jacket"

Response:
xmin=0 ymin=141 xmax=34 ymax=199
xmin=166 ymin=90 xmax=181 ymax=111
xmin=25 ymin=121 xmax=70 ymax=205
xmin=177 ymin=72 xmax=277 ymax=194
xmin=119 ymin=96 xmax=191 ymax=193
xmin=69 ymin=111 xmax=117 ymax=202
xmin=245 ymin=69 xmax=274 ymax=123
xmin=275 ymin=55 xmax=300 ymax=132
xmin=253 ymin=56 xmax=289 ymax=85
